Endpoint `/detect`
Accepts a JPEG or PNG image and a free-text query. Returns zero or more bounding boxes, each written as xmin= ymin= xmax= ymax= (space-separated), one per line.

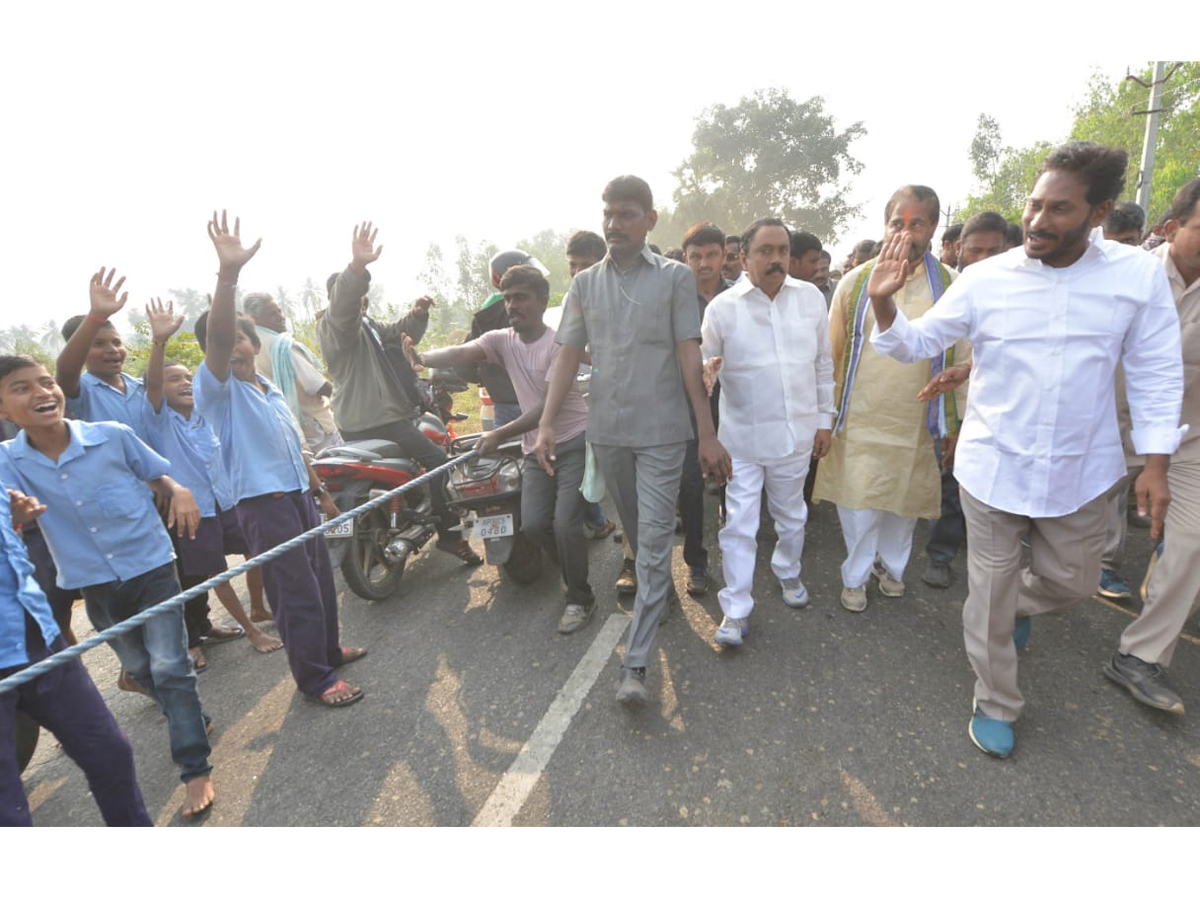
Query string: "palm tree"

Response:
xmin=40 ymin=319 xmax=63 ymax=354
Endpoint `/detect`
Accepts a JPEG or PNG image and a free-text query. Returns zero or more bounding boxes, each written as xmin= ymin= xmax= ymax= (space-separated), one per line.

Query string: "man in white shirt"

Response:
xmin=1107 ymin=177 xmax=1200 ymax=714
xmin=701 ymin=219 xmax=835 ymax=645
xmin=868 ymin=141 xmax=1184 ymax=759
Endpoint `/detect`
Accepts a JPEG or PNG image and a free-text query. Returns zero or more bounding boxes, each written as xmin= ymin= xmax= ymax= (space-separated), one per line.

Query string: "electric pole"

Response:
xmin=1127 ymin=62 xmax=1180 ymax=214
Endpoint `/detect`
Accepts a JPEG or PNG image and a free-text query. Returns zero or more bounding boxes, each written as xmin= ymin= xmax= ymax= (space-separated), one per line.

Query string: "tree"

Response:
xmin=969 ymin=114 xmax=1003 ymax=183
xmin=516 ymin=229 xmax=571 ymax=295
xmin=664 ymin=89 xmax=865 ymax=247
xmin=962 ymin=62 xmax=1200 ymax=223
xmin=454 ymin=234 xmax=498 ymax=307
xmin=299 ymin=276 xmax=324 ymax=321
xmin=39 ymin=320 xmax=63 ymax=354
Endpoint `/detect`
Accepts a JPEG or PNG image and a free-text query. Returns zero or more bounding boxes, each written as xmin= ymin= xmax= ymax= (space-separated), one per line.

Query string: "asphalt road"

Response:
xmin=18 ymin=494 xmax=1200 ymax=826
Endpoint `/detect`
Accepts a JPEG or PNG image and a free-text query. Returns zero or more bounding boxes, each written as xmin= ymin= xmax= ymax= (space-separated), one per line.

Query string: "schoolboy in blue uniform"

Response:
xmin=0 ymin=483 xmax=152 ymax=826
xmin=56 ymin=267 xmax=150 ymax=442
xmin=142 ymin=298 xmax=282 ymax=662
xmin=193 ymin=210 xmax=365 ymax=708
xmin=0 ymin=354 xmax=216 ymax=819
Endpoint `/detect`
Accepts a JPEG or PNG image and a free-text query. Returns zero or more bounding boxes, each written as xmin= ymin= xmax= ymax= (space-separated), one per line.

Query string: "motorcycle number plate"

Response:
xmin=320 ymin=514 xmax=355 ymax=539
xmin=475 ymin=513 xmax=513 ymax=539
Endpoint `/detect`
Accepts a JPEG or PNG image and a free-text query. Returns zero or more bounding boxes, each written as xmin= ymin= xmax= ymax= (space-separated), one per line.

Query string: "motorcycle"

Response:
xmin=313 ymin=369 xmax=470 ymax=601
xmin=444 ymin=432 xmax=543 ymax=585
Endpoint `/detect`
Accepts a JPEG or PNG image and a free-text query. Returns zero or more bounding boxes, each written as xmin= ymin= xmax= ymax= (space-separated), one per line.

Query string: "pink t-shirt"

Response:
xmin=474 ymin=326 xmax=589 ymax=454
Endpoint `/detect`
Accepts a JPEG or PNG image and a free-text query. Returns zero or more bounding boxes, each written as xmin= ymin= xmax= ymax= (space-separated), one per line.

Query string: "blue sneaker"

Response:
xmin=1013 ymin=615 xmax=1031 ymax=650
xmin=714 ymin=616 xmax=750 ymax=646
xmin=969 ymin=705 xmax=1014 ymax=758
xmin=1098 ymin=568 xmax=1132 ymax=600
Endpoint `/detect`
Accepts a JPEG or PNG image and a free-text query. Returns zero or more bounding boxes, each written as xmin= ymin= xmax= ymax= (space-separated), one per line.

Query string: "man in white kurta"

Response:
xmin=870 ymin=143 xmax=1184 ymax=758
xmin=813 ymin=186 xmax=968 ymax=612
xmin=701 ymin=219 xmax=835 ymax=646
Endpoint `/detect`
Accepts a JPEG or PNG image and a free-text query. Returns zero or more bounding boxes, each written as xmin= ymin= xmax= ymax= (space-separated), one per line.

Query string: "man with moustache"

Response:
xmin=814 ymin=186 xmax=968 ymax=613
xmin=813 ymin=250 xmax=835 ymax=308
xmin=679 ymin=223 xmax=734 ymax=596
xmin=868 ymin=142 xmax=1183 ymax=757
xmin=702 ymin=219 xmax=834 ymax=644
xmin=537 ymin=175 xmax=731 ymax=706
xmin=722 ymin=235 xmax=744 ymax=282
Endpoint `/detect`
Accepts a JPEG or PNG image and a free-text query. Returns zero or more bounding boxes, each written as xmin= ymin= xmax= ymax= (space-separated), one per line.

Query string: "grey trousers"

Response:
xmin=1120 ymin=456 xmax=1200 ymax=667
xmin=592 ymin=441 xmax=686 ymax=669
xmin=960 ymin=486 xmax=1110 ymax=721
xmin=522 ymin=432 xmax=592 ymax=606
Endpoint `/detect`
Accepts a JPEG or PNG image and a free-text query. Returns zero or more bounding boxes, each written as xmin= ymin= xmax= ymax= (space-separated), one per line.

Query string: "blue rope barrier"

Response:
xmin=0 ymin=448 xmax=477 ymax=695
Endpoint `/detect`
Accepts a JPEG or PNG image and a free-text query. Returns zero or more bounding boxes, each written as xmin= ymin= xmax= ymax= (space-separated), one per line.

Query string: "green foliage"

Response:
xmin=662 ymin=88 xmax=865 ymax=247
xmin=517 ymin=229 xmax=571 ymax=295
xmin=962 ymin=62 xmax=1200 ymax=223
xmin=122 ymin=320 xmax=206 ymax=378
xmin=4 ymin=339 xmax=55 ymax=373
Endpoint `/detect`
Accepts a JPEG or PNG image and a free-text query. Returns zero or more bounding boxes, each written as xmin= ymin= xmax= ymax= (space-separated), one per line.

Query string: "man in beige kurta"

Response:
xmin=814 ymin=186 xmax=968 ymax=611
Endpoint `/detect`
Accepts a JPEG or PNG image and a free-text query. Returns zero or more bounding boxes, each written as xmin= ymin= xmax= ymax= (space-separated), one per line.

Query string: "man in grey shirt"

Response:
xmin=536 ymin=175 xmax=732 ymax=706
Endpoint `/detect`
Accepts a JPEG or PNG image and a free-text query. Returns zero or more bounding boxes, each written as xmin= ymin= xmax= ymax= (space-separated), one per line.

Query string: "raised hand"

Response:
xmin=207 ymin=209 xmax=262 ymax=273
xmin=866 ymin=232 xmax=913 ymax=300
xmin=89 ymin=267 xmax=129 ymax=319
xmin=350 ymin=221 xmax=383 ymax=275
xmin=413 ymin=294 xmax=436 ymax=315
xmin=703 ymin=356 xmax=723 ymax=397
xmin=145 ymin=297 xmax=184 ymax=344
xmin=8 ymin=489 xmax=47 ymax=527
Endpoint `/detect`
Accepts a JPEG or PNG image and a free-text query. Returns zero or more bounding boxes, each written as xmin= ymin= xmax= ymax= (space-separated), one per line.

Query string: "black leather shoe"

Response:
xmin=922 ymin=560 xmax=951 ymax=588
xmin=1103 ymin=653 xmax=1184 ymax=714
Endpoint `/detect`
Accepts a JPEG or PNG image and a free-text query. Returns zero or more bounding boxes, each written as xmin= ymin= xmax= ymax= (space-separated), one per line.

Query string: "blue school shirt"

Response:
xmin=192 ymin=362 xmax=309 ymax=502
xmin=0 ymin=420 xmax=174 ymax=590
xmin=143 ymin=398 xmax=236 ymax=519
xmin=65 ymin=371 xmax=150 ymax=442
xmin=0 ymin=485 xmax=61 ymax=668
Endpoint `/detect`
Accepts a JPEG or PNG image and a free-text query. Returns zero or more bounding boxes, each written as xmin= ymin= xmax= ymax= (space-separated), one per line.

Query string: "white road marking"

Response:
xmin=472 ymin=613 xmax=627 ymax=827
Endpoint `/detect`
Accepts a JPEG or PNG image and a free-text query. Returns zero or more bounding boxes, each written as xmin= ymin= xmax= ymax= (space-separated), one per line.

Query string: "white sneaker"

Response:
xmin=780 ymin=577 xmax=808 ymax=609
xmin=871 ymin=562 xmax=905 ymax=597
xmin=714 ymin=616 xmax=750 ymax=646
xmin=841 ymin=584 xmax=868 ymax=612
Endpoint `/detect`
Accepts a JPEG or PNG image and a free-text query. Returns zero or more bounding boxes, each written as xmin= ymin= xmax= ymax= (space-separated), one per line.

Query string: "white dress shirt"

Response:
xmin=702 ymin=275 xmax=835 ymax=461
xmin=872 ymin=228 xmax=1185 ymax=517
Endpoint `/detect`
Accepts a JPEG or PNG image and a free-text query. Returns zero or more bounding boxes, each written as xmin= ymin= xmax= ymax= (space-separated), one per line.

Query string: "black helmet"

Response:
xmin=489 ymin=249 xmax=547 ymax=289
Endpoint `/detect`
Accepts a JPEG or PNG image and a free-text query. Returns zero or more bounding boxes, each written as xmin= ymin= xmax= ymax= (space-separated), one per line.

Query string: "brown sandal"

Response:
xmin=316 ymin=679 xmax=364 ymax=708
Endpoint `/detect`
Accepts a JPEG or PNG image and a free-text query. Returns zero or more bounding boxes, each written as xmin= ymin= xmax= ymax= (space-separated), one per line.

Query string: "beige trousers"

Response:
xmin=960 ymin=487 xmax=1110 ymax=721
xmin=1119 ymin=457 xmax=1200 ymax=667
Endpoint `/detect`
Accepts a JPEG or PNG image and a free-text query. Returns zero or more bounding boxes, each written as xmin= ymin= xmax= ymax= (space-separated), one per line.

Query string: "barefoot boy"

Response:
xmin=142 ymin=298 xmax=282 ymax=663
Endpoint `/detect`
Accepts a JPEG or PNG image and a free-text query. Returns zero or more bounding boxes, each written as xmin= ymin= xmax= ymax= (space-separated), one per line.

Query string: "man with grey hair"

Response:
xmin=243 ymin=292 xmax=342 ymax=453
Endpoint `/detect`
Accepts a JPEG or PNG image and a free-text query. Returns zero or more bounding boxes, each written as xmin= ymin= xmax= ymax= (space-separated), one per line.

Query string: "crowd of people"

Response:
xmin=1 ymin=137 xmax=1197 ymax=825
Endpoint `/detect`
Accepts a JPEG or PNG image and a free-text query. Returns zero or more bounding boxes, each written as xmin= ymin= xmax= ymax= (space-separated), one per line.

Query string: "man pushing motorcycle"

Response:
xmin=403 ymin=265 xmax=597 ymax=634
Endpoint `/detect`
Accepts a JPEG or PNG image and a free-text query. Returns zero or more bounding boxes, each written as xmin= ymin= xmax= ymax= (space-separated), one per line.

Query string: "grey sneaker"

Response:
xmin=558 ymin=603 xmax=594 ymax=635
xmin=871 ymin=561 xmax=905 ymax=597
xmin=780 ymin=577 xmax=808 ymax=608
xmin=714 ymin=616 xmax=750 ymax=646
xmin=1103 ymin=652 xmax=1185 ymax=714
xmin=616 ymin=666 xmax=648 ymax=706
xmin=841 ymin=584 xmax=868 ymax=612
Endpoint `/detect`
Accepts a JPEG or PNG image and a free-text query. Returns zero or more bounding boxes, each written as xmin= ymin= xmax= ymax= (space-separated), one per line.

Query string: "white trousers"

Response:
xmin=717 ymin=450 xmax=811 ymax=620
xmin=836 ymin=506 xmax=917 ymax=589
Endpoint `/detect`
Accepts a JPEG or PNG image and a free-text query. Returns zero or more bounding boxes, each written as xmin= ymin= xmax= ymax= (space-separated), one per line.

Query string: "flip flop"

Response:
xmin=338 ymin=647 xmax=367 ymax=667
xmin=189 ymin=648 xmax=208 ymax=672
xmin=316 ymin=679 xmax=364 ymax=708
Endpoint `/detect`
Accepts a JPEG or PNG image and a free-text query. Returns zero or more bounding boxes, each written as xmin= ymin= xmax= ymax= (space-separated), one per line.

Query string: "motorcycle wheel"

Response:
xmin=502 ymin=531 xmax=543 ymax=585
xmin=340 ymin=508 xmax=406 ymax=601
xmin=17 ymin=710 xmax=40 ymax=774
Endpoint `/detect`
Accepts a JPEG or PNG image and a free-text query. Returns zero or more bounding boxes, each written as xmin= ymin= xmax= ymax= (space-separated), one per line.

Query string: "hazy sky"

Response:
xmin=0 ymin=3 xmax=1165 ymax=336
